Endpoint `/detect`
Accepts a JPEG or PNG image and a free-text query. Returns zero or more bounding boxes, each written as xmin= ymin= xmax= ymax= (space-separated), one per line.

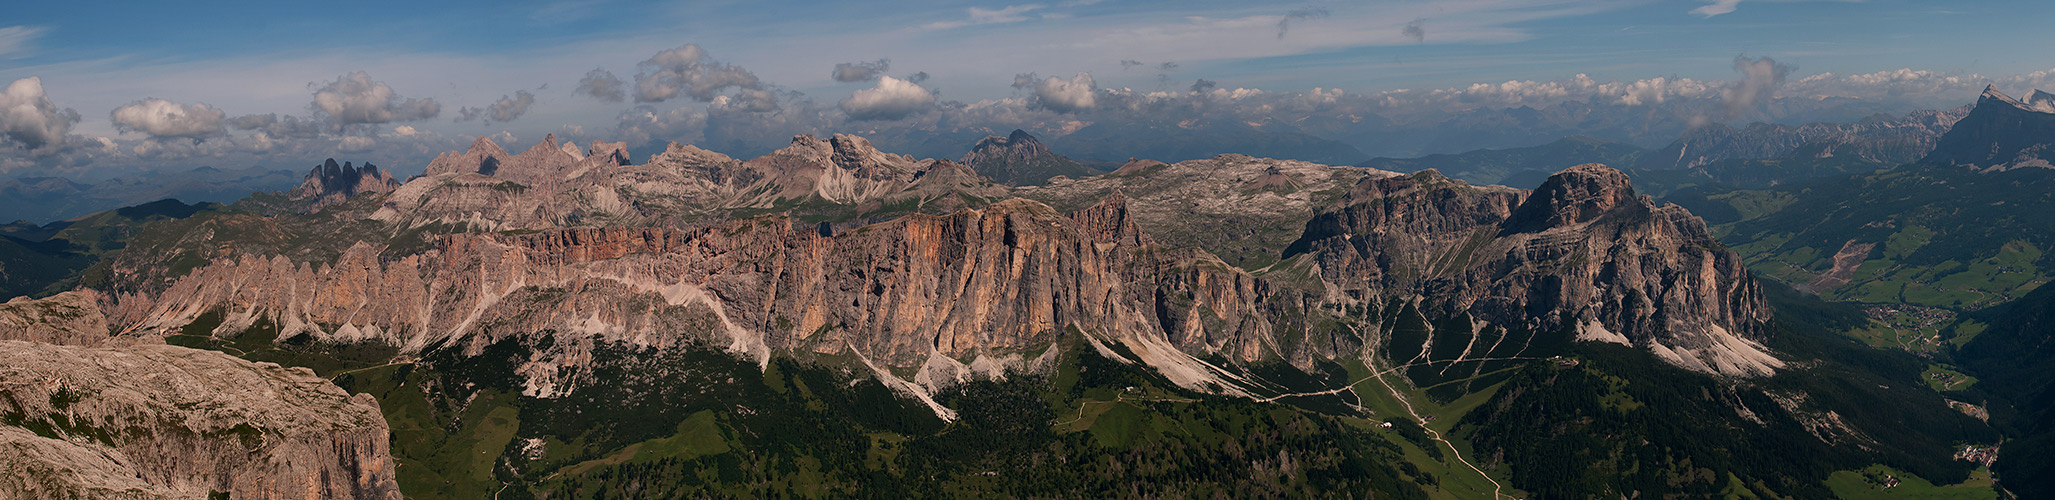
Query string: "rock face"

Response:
xmin=1289 ymin=165 xmax=1777 ymax=376
xmin=1922 ymin=86 xmax=2055 ymax=170
xmin=0 ymin=290 xmax=112 ymax=346
xmin=0 ymin=340 xmax=400 ymax=500
xmin=112 ymin=195 xmax=1306 ymax=398
xmin=93 ymin=135 xmax=1775 ymax=419
xmin=286 ymin=159 xmax=401 ymax=211
xmin=959 ymin=129 xmax=1096 ymax=186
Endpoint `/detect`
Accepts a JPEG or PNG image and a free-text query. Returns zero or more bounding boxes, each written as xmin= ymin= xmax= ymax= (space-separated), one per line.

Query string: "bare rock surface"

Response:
xmin=0 ymin=290 xmax=113 ymax=346
xmin=1289 ymin=164 xmax=1776 ymax=376
xmin=0 ymin=340 xmax=399 ymax=500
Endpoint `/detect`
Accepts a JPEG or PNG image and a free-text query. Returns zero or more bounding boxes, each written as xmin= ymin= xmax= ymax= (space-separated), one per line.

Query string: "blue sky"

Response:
xmin=3 ymin=0 xmax=2053 ymax=174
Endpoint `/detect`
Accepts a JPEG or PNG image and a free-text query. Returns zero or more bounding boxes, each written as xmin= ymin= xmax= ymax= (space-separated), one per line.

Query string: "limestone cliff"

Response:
xmin=0 ymin=340 xmax=400 ymax=500
xmin=111 ymin=195 xmax=1303 ymax=400
xmin=1289 ymin=164 xmax=1776 ymax=376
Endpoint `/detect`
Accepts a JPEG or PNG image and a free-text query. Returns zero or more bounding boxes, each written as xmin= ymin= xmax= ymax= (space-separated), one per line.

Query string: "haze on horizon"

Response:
xmin=3 ymin=0 xmax=2054 ymax=178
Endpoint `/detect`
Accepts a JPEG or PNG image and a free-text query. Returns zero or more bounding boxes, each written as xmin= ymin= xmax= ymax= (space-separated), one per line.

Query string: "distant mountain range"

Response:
xmin=0 ymin=166 xmax=299 ymax=224
xmin=1358 ymin=105 xmax=1971 ymax=196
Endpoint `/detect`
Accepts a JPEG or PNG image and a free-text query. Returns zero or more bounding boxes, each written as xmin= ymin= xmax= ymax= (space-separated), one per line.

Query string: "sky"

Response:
xmin=3 ymin=0 xmax=2054 ymax=177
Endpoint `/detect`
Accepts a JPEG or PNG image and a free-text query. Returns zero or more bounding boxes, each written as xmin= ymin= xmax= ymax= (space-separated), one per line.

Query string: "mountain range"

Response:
xmin=1 ymin=86 xmax=2048 ymax=498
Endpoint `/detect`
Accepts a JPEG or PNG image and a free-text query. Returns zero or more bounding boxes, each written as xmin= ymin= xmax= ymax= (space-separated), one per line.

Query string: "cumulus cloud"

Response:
xmin=632 ymin=45 xmax=763 ymax=103
xmin=311 ymin=71 xmax=441 ymax=125
xmin=1277 ymin=8 xmax=1330 ymax=40
xmin=1723 ymin=56 xmax=1793 ymax=117
xmin=1120 ymin=60 xmax=1144 ymax=70
xmin=0 ymin=26 xmax=47 ymax=59
xmin=1691 ymin=0 xmax=1744 ymax=18
xmin=907 ymin=71 xmax=931 ymax=84
xmin=831 ymin=59 xmax=891 ymax=83
xmin=577 ymin=68 xmax=627 ymax=103
xmin=109 ymin=98 xmax=228 ymax=141
xmin=840 ymin=76 xmax=937 ymax=121
xmin=1014 ymin=72 xmax=1098 ymax=114
xmin=1190 ymin=79 xmax=1218 ymax=93
xmin=457 ymin=90 xmax=537 ymax=124
xmin=0 ymin=77 xmax=81 ymax=151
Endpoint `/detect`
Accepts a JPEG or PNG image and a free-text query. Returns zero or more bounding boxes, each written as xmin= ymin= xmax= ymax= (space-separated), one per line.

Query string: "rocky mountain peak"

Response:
xmin=467 ymin=135 xmax=507 ymax=157
xmin=962 ymin=130 xmax=1093 ymax=185
xmin=1923 ymin=87 xmax=2055 ymax=170
xmin=1502 ymin=163 xmax=1637 ymax=233
xmin=288 ymin=158 xmax=401 ymax=211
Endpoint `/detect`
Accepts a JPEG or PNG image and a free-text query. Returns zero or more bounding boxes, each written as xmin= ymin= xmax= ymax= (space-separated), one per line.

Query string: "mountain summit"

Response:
xmin=959 ymin=129 xmax=1096 ymax=185
xmin=1922 ymin=86 xmax=2055 ymax=170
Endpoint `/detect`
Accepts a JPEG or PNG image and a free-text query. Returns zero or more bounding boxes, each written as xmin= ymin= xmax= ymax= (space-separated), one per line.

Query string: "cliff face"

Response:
xmin=0 ymin=340 xmax=399 ymax=500
xmin=1291 ymin=164 xmax=1776 ymax=376
xmin=113 ymin=195 xmax=1298 ymax=398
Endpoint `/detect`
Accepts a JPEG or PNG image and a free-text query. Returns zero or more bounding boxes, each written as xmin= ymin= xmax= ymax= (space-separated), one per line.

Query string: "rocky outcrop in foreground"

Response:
xmin=0 ymin=341 xmax=399 ymax=500
xmin=0 ymin=290 xmax=112 ymax=346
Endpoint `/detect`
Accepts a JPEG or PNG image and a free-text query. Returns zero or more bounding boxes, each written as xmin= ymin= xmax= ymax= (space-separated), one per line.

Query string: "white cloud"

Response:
xmin=0 ymin=26 xmax=47 ymax=59
xmin=311 ymin=71 xmax=441 ymax=124
xmin=632 ymin=45 xmax=763 ymax=103
xmin=840 ymin=76 xmax=936 ymax=121
xmin=0 ymin=77 xmax=81 ymax=151
xmin=457 ymin=90 xmax=537 ymax=124
xmin=1691 ymin=0 xmax=1744 ymax=18
xmin=1015 ymin=72 xmax=1098 ymax=113
xmin=109 ymin=98 xmax=228 ymax=140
